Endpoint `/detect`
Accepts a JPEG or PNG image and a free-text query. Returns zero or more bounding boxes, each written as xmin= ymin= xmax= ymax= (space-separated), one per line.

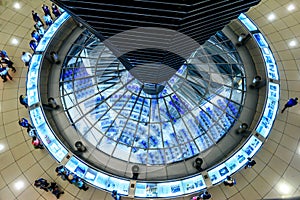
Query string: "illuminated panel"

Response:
xmin=27 ymin=54 xmax=42 ymax=106
xmin=35 ymin=12 xmax=70 ymax=52
xmin=65 ymin=156 xmax=130 ymax=195
xmin=208 ymin=135 xmax=262 ymax=184
xmin=29 ymin=107 xmax=68 ymax=162
xmin=238 ymin=13 xmax=257 ymax=31
xmin=256 ymin=82 xmax=279 ymax=138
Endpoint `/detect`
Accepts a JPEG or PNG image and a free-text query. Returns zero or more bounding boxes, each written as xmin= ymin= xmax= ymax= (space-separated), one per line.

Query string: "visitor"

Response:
xmin=32 ymin=10 xmax=44 ymax=26
xmin=31 ymin=30 xmax=42 ymax=42
xmin=200 ymin=191 xmax=212 ymax=199
xmin=223 ymin=176 xmax=236 ymax=187
xmin=34 ymin=178 xmax=49 ymax=192
xmin=43 ymin=14 xmax=53 ymax=26
xmin=18 ymin=118 xmax=33 ymax=129
xmin=19 ymin=95 xmax=28 ymax=108
xmin=32 ymin=136 xmax=44 ymax=149
xmin=48 ymin=182 xmax=64 ymax=199
xmin=42 ymin=4 xmax=52 ymax=18
xmin=30 ymin=40 xmax=38 ymax=51
xmin=281 ymin=97 xmax=298 ymax=113
xmin=21 ymin=52 xmax=32 ymax=68
xmin=1 ymin=57 xmax=16 ymax=73
xmin=112 ymin=190 xmax=121 ymax=200
xmin=245 ymin=157 xmax=256 ymax=169
xmin=52 ymin=3 xmax=61 ymax=18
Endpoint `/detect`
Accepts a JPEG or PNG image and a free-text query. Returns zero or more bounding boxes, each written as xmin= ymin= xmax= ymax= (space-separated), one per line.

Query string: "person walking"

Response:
xmin=281 ymin=97 xmax=298 ymax=113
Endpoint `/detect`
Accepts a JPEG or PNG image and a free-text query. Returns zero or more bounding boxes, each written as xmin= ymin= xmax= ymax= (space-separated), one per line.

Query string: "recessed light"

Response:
xmin=277 ymin=182 xmax=291 ymax=195
xmin=13 ymin=2 xmax=21 ymax=9
xmin=267 ymin=13 xmax=276 ymax=21
xmin=11 ymin=38 xmax=19 ymax=45
xmin=287 ymin=4 xmax=295 ymax=11
xmin=14 ymin=180 xmax=24 ymax=190
xmin=289 ymin=40 xmax=297 ymax=47
xmin=0 ymin=144 xmax=4 ymax=151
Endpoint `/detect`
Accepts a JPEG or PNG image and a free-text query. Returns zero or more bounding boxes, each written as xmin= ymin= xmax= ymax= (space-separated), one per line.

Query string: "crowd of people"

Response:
xmin=34 ymin=178 xmax=64 ymax=199
xmin=30 ymin=3 xmax=62 ymax=52
xmin=56 ymin=165 xmax=89 ymax=191
xmin=0 ymin=50 xmax=16 ymax=82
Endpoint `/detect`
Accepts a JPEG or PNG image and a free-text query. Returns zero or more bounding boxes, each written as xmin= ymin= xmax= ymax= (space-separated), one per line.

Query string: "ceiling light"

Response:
xmin=13 ymin=2 xmax=21 ymax=9
xmin=0 ymin=144 xmax=4 ymax=151
xmin=277 ymin=182 xmax=292 ymax=195
xmin=289 ymin=40 xmax=297 ymax=47
xmin=287 ymin=4 xmax=295 ymax=11
xmin=11 ymin=38 xmax=19 ymax=45
xmin=267 ymin=13 xmax=276 ymax=21
xmin=14 ymin=181 xmax=24 ymax=190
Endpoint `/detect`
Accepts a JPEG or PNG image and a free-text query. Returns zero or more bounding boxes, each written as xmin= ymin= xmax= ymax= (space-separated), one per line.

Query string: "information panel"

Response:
xmin=208 ymin=135 xmax=262 ymax=184
xmin=256 ymin=82 xmax=279 ymax=138
xmin=238 ymin=13 xmax=257 ymax=31
xmin=27 ymin=54 xmax=42 ymax=106
xmin=65 ymin=156 xmax=130 ymax=195
xmin=35 ymin=12 xmax=70 ymax=52
xmin=29 ymin=107 xmax=68 ymax=162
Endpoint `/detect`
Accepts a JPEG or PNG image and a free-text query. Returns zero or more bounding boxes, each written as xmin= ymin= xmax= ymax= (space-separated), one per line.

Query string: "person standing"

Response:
xmin=21 ymin=52 xmax=32 ymax=68
xmin=43 ymin=14 xmax=53 ymax=26
xmin=281 ymin=97 xmax=298 ymax=113
xmin=112 ymin=190 xmax=121 ymax=200
xmin=223 ymin=176 xmax=236 ymax=187
xmin=19 ymin=95 xmax=28 ymax=108
xmin=32 ymin=136 xmax=44 ymax=149
xmin=32 ymin=10 xmax=44 ymax=26
xmin=0 ymin=50 xmax=8 ymax=59
xmin=31 ymin=30 xmax=42 ymax=42
xmin=200 ymin=191 xmax=212 ymax=199
xmin=52 ymin=3 xmax=61 ymax=18
xmin=42 ymin=4 xmax=52 ymax=18
xmin=18 ymin=118 xmax=34 ymax=129
xmin=244 ymin=157 xmax=256 ymax=169
xmin=30 ymin=40 xmax=38 ymax=51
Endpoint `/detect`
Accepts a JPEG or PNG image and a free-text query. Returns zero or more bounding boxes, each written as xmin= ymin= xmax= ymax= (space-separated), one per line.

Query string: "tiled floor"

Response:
xmin=0 ymin=0 xmax=300 ymax=199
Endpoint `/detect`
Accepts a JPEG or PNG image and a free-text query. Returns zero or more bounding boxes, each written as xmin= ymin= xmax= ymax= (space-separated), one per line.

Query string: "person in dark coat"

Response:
xmin=42 ymin=4 xmax=52 ymax=18
xmin=52 ymin=3 xmax=61 ymax=18
xmin=281 ymin=97 xmax=298 ymax=113
xmin=32 ymin=10 xmax=44 ymax=26
xmin=48 ymin=182 xmax=64 ymax=199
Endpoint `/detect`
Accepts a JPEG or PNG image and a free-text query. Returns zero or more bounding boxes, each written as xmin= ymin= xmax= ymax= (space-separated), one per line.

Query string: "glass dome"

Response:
xmin=60 ymin=30 xmax=246 ymax=169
